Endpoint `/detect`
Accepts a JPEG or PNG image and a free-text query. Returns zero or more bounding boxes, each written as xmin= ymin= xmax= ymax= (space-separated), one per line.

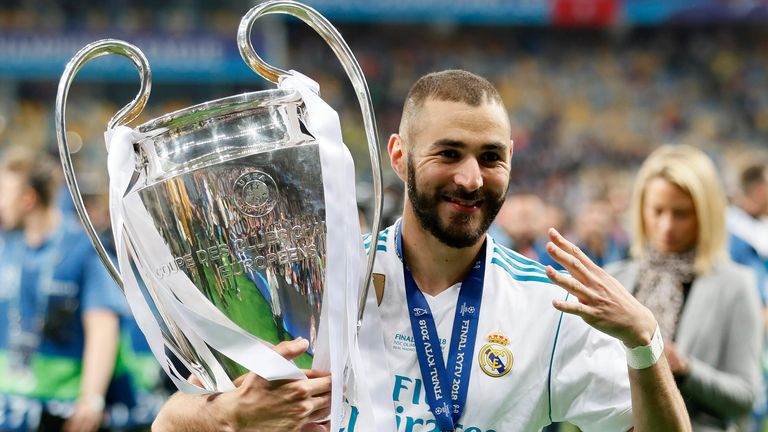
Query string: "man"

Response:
xmin=727 ymin=162 xmax=768 ymax=431
xmin=568 ymin=198 xmax=627 ymax=268
xmin=727 ymin=163 xmax=768 ymax=305
xmin=490 ymin=193 xmax=549 ymax=261
xmin=0 ymin=147 xmax=127 ymax=432
xmin=152 ymin=70 xmax=690 ymax=431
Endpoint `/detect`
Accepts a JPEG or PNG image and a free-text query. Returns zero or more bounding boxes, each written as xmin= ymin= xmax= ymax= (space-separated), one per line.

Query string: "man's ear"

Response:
xmin=388 ymin=133 xmax=407 ymax=182
xmin=509 ymin=139 xmax=514 ymax=160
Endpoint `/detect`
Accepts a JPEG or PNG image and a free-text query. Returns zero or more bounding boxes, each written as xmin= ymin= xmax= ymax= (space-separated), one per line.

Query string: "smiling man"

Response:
xmin=152 ymin=70 xmax=691 ymax=432
xmin=337 ymin=69 xmax=691 ymax=432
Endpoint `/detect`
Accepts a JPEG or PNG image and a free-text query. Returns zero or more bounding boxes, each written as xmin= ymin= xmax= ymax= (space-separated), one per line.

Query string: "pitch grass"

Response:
xmin=200 ymin=268 xmax=313 ymax=377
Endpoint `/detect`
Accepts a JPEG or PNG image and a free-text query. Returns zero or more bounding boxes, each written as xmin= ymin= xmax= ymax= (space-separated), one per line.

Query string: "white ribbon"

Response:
xmin=280 ymin=71 xmax=397 ymax=431
xmin=106 ymin=126 xmax=205 ymax=394
xmin=279 ymin=71 xmax=363 ymax=431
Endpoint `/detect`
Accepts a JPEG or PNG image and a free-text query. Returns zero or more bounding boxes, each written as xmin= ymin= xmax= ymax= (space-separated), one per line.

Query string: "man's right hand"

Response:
xmin=152 ymin=338 xmax=332 ymax=432
xmin=217 ymin=338 xmax=332 ymax=432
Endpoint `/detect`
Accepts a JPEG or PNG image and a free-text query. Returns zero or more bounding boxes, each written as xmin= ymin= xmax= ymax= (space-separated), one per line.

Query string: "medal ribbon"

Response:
xmin=396 ymin=222 xmax=485 ymax=431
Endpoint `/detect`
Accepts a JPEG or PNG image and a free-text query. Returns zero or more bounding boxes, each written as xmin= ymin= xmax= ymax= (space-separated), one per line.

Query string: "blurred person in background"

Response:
xmin=80 ymin=180 xmax=168 ymax=427
xmin=0 ymin=147 xmax=145 ymax=432
xmin=727 ymin=162 xmax=768 ymax=306
xmin=537 ymin=198 xmax=627 ymax=272
xmin=725 ymin=162 xmax=768 ymax=431
xmin=490 ymin=193 xmax=549 ymax=260
xmin=568 ymin=198 xmax=628 ymax=268
xmin=607 ymin=145 xmax=763 ymax=432
xmin=542 ymin=202 xmax=568 ymax=236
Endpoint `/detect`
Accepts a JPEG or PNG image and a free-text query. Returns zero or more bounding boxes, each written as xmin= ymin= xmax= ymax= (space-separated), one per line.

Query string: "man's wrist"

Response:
xmin=78 ymin=393 xmax=105 ymax=411
xmin=625 ymin=323 xmax=664 ymax=370
xmin=621 ymin=310 xmax=657 ymax=348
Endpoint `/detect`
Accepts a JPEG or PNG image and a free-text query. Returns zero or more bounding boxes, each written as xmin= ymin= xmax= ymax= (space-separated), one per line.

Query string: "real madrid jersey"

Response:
xmin=341 ymin=223 xmax=633 ymax=432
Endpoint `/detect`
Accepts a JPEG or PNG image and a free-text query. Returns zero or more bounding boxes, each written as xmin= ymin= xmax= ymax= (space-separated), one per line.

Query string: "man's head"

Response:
xmin=0 ymin=147 xmax=61 ymax=230
xmin=496 ymin=194 xmax=545 ymax=248
xmin=398 ymin=70 xmax=509 ymax=144
xmin=735 ymin=163 xmax=768 ymax=217
xmin=389 ymin=70 xmax=513 ymax=248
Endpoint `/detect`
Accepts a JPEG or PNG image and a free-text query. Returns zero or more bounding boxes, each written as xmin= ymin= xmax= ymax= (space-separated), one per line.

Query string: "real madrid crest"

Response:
xmin=478 ymin=332 xmax=513 ymax=377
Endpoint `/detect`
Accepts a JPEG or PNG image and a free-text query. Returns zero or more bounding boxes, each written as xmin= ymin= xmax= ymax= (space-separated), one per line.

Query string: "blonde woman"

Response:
xmin=607 ymin=145 xmax=763 ymax=432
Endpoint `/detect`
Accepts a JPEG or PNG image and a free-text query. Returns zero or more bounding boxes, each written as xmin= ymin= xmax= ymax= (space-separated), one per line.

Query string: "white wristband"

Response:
xmin=624 ymin=324 xmax=664 ymax=370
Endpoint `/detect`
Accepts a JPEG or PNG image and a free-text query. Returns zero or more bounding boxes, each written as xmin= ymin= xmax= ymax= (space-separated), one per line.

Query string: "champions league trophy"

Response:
xmin=54 ymin=1 xmax=383 ymax=428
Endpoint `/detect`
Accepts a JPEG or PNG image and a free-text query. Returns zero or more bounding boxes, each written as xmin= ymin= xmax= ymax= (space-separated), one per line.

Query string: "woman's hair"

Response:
xmin=628 ymin=145 xmax=727 ymax=274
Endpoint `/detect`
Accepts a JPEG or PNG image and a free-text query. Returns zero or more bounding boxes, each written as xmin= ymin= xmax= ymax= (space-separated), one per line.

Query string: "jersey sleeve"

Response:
xmin=81 ymin=250 xmax=129 ymax=316
xmin=549 ymin=307 xmax=633 ymax=431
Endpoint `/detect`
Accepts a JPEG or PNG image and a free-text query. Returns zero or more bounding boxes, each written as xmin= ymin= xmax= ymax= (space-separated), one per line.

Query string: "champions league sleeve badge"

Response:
xmin=478 ymin=332 xmax=513 ymax=377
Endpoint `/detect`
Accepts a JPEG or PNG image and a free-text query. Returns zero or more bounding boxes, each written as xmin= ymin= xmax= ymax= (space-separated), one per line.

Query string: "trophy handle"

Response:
xmin=55 ymin=39 xmax=151 ymax=287
xmin=238 ymin=1 xmax=384 ymax=330
xmin=54 ymin=40 xmax=227 ymax=391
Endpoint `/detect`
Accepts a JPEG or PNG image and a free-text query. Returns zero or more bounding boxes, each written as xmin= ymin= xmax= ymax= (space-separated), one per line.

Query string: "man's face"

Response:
xmin=400 ymin=99 xmax=512 ymax=248
xmin=0 ymin=171 xmax=29 ymax=230
xmin=497 ymin=195 xmax=544 ymax=246
xmin=753 ymin=176 xmax=768 ymax=216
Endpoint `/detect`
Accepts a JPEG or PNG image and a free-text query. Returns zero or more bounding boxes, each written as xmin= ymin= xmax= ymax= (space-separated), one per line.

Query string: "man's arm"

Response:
xmin=152 ymin=338 xmax=332 ymax=432
xmin=544 ymin=228 xmax=691 ymax=432
xmin=626 ymin=356 xmax=686 ymax=432
xmin=64 ymin=310 xmax=120 ymax=432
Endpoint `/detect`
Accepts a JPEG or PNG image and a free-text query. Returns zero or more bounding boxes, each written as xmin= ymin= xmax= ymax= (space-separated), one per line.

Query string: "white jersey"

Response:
xmin=341 ymin=223 xmax=632 ymax=432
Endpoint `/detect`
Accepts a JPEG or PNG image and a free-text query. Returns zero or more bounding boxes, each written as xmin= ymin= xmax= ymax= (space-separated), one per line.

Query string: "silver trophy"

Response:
xmin=55 ymin=0 xmax=382 ymax=392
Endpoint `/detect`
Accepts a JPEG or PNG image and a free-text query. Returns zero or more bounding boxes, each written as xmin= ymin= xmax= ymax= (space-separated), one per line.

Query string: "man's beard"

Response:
xmin=407 ymin=158 xmax=505 ymax=249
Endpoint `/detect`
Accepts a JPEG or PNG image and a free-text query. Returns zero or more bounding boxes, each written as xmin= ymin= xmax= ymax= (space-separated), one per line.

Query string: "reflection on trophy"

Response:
xmin=54 ymin=2 xmax=382 ymax=419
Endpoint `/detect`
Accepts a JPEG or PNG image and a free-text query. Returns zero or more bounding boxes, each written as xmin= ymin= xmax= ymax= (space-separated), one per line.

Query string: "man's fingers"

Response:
xmin=301 ymin=421 xmax=330 ymax=432
xmin=233 ymin=373 xmax=248 ymax=386
xmin=546 ymin=265 xmax=594 ymax=303
xmin=240 ymin=371 xmax=269 ymax=390
xmin=547 ymin=228 xmax=602 ymax=275
xmin=552 ymin=296 xmax=597 ymax=318
xmin=240 ymin=368 xmax=327 ymax=391
xmin=546 ymin=241 xmax=591 ymax=284
xmin=303 ymin=369 xmax=331 ymax=379
xmin=274 ymin=337 xmax=310 ymax=360
xmin=286 ymin=375 xmax=332 ymax=398
xmin=307 ymin=393 xmax=332 ymax=421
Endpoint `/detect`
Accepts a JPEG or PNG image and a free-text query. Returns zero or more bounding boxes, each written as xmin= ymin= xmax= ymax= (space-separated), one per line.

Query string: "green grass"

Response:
xmin=199 ymin=267 xmax=313 ymax=377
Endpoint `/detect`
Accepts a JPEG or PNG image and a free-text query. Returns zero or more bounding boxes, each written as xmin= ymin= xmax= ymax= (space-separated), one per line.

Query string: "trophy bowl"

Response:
xmin=129 ymin=88 xmax=326 ymax=376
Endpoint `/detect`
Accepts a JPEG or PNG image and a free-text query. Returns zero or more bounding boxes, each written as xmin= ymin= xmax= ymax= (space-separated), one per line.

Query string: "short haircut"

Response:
xmin=739 ymin=164 xmax=767 ymax=196
xmin=399 ymin=69 xmax=507 ymax=141
xmin=628 ymin=145 xmax=727 ymax=274
xmin=0 ymin=146 xmax=61 ymax=208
